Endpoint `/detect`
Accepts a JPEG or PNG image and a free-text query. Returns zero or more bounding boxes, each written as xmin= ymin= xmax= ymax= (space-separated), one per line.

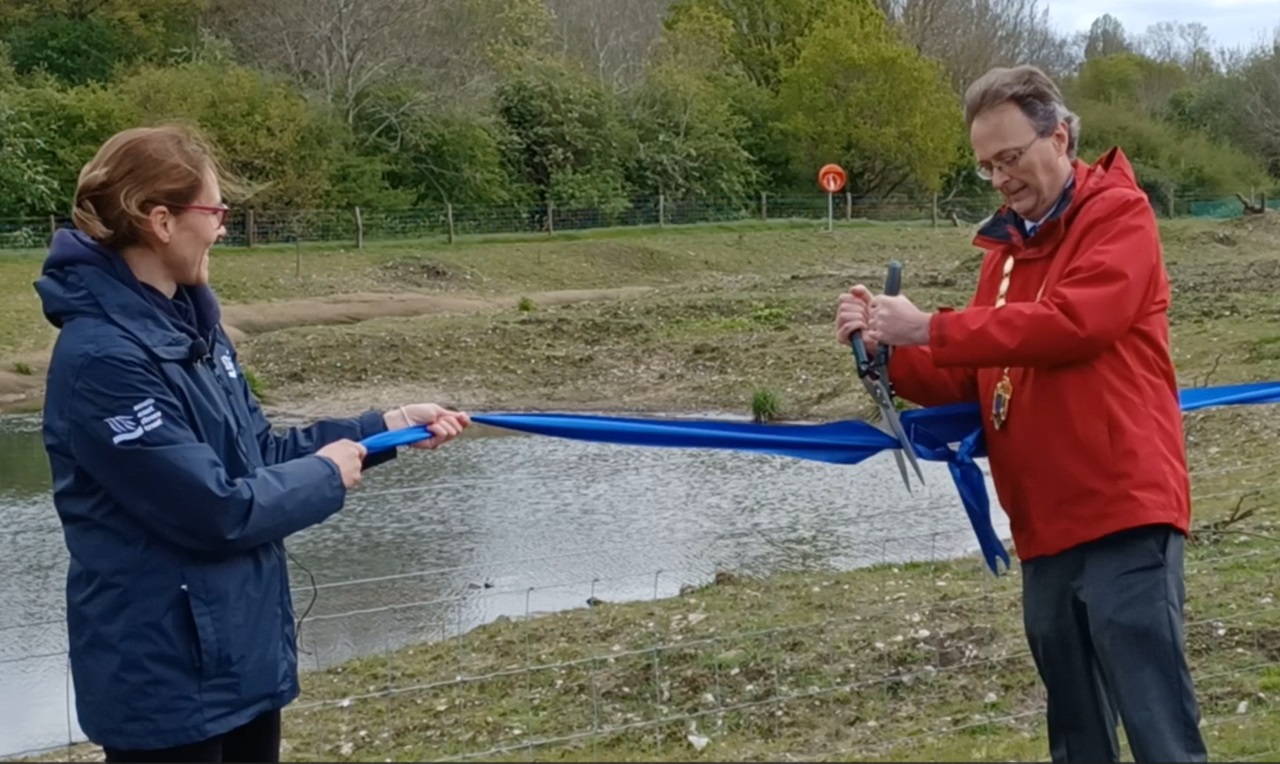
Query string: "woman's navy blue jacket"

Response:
xmin=34 ymin=228 xmax=394 ymax=749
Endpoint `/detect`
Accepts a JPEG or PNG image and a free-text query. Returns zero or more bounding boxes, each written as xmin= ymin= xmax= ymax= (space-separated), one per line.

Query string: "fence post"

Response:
xmin=354 ymin=206 xmax=364 ymax=249
xmin=547 ymin=199 xmax=555 ymax=234
xmin=931 ymin=192 xmax=939 ymax=227
xmin=761 ymin=191 xmax=768 ymax=221
xmin=658 ymin=192 xmax=665 ymax=228
xmin=845 ymin=191 xmax=852 ymax=221
xmin=446 ymin=202 xmax=456 ymax=244
xmin=49 ymin=215 xmax=56 ymax=244
xmin=246 ymin=209 xmax=256 ymax=247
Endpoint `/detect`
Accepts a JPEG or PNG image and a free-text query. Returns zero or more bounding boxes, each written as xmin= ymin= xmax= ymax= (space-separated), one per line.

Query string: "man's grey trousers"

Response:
xmin=1021 ymin=523 xmax=1208 ymax=762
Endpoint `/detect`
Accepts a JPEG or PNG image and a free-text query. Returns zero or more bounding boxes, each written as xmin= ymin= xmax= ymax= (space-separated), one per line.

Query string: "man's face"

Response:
xmin=970 ymin=101 xmax=1071 ymax=221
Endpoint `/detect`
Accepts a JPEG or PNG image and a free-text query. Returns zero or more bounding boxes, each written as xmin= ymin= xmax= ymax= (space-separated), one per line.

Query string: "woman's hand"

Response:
xmin=316 ymin=439 xmax=368 ymax=488
xmin=384 ymin=403 xmax=471 ymax=449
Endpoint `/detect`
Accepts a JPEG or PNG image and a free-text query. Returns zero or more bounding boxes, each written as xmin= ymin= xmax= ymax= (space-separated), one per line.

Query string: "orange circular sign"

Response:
xmin=818 ymin=163 xmax=846 ymax=193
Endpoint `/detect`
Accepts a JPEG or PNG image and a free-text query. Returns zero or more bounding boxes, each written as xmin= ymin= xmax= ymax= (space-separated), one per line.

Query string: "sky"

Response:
xmin=1047 ymin=0 xmax=1279 ymax=53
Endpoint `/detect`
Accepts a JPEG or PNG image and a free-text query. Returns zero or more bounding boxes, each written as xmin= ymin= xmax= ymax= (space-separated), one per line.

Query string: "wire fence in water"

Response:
xmin=3 ymin=448 xmax=1279 ymax=762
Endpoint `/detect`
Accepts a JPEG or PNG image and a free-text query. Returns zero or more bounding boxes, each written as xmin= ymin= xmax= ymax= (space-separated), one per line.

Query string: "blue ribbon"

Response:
xmin=360 ymin=381 xmax=1280 ymax=575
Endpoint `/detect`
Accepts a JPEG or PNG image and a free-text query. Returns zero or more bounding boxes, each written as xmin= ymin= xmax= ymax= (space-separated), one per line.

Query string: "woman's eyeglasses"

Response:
xmin=179 ymin=204 xmax=230 ymax=227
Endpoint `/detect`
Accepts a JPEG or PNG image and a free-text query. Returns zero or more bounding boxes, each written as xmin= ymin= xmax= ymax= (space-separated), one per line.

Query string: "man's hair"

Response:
xmin=963 ymin=65 xmax=1080 ymax=159
xmin=72 ymin=123 xmax=236 ymax=251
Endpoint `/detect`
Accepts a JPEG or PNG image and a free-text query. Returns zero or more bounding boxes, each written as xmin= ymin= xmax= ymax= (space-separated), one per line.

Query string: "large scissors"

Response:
xmin=851 ymin=260 xmax=926 ymax=492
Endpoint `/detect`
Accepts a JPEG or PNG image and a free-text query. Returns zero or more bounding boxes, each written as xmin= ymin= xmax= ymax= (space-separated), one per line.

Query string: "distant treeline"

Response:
xmin=0 ymin=0 xmax=1275 ymax=218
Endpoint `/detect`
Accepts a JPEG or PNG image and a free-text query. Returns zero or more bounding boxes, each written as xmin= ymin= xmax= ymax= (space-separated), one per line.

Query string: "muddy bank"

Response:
xmin=0 ymin=287 xmax=658 ymax=416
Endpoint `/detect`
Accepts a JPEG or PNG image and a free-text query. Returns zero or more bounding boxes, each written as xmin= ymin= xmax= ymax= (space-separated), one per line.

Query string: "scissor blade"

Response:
xmin=890 ymin=448 xmax=913 ymax=492
xmin=861 ymin=382 xmax=917 ymax=491
xmin=882 ymin=402 xmax=926 ymax=485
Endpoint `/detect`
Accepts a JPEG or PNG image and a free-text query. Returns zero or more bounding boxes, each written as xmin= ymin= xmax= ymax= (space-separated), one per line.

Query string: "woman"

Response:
xmin=34 ymin=124 xmax=470 ymax=762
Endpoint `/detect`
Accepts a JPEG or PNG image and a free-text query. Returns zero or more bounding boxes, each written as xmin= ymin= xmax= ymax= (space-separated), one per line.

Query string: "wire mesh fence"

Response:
xmin=3 ymin=448 xmax=1279 ymax=763
xmin=0 ymin=190 xmax=1268 ymax=252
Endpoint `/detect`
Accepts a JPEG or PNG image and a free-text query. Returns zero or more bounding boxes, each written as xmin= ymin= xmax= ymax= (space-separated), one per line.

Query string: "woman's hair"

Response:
xmin=72 ymin=123 xmax=234 ymax=250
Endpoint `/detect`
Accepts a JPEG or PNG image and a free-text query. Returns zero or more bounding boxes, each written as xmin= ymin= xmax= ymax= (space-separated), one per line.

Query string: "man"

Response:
xmin=834 ymin=65 xmax=1207 ymax=762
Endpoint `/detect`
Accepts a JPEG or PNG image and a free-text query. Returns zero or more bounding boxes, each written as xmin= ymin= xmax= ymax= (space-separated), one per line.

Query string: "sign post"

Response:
xmin=817 ymin=163 xmax=847 ymax=232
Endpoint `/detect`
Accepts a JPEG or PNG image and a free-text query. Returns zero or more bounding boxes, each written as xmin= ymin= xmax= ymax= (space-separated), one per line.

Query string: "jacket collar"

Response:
xmin=971 ymin=147 xmax=1143 ymax=256
xmin=974 ymin=163 xmax=1082 ymax=254
xmin=34 ymin=228 xmax=222 ymax=362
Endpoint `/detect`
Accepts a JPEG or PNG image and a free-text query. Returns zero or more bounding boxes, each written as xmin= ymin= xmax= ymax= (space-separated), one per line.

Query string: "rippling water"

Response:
xmin=0 ymin=412 xmax=1008 ymax=756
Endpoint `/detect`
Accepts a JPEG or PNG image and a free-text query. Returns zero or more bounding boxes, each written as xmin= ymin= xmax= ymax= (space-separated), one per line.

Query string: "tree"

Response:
xmin=0 ymin=0 xmax=204 ymax=85
xmin=1234 ymin=43 xmax=1280 ymax=176
xmin=84 ymin=60 xmax=396 ymax=208
xmin=623 ymin=20 xmax=759 ymax=200
xmin=0 ymin=92 xmax=63 ymax=217
xmin=204 ymin=0 xmax=546 ymax=125
xmin=878 ymin=0 xmax=1079 ymax=92
xmin=776 ymin=0 xmax=963 ymax=197
xmin=1083 ymin=14 xmax=1130 ymax=61
xmin=1075 ymin=98 xmax=1269 ymax=204
xmin=544 ymin=0 xmax=675 ymax=89
xmin=1135 ymin=21 xmax=1216 ymax=80
xmin=1073 ymin=53 xmax=1189 ymax=116
xmin=357 ymin=87 xmax=514 ymax=207
xmin=663 ymin=0 xmax=831 ymax=91
xmin=1166 ymin=35 xmax=1280 ymax=179
xmin=494 ymin=54 xmax=636 ymax=212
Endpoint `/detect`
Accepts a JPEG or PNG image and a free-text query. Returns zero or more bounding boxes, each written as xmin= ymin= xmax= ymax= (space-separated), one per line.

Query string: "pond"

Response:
xmin=0 ymin=411 xmax=1007 ymax=756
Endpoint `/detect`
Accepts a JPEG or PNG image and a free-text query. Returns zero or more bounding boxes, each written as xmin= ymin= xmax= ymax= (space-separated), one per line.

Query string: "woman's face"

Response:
xmin=158 ymin=169 xmax=227 ymax=288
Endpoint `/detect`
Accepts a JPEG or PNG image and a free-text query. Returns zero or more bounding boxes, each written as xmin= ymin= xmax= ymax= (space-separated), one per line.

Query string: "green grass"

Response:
xmin=0 ymin=252 xmax=55 ymax=360
xmin=750 ymin=387 xmax=781 ymax=422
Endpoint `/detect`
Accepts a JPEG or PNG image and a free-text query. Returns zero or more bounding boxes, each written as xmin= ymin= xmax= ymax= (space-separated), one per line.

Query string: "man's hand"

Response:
xmin=316 ymin=439 xmax=368 ymax=489
xmin=384 ymin=403 xmax=472 ymax=449
xmin=868 ymin=294 xmax=932 ymax=347
xmin=835 ymin=285 xmax=879 ymax=356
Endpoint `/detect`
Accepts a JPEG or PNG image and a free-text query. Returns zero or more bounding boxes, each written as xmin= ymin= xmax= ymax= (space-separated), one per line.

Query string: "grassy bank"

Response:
xmin=8 ymin=215 xmax=1280 ymax=761
xmin=278 ymin=524 xmax=1280 ymax=763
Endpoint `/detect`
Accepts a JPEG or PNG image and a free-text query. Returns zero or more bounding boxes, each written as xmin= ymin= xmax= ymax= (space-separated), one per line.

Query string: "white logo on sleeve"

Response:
xmin=104 ymin=398 xmax=164 ymax=444
xmin=220 ymin=353 xmax=238 ymax=379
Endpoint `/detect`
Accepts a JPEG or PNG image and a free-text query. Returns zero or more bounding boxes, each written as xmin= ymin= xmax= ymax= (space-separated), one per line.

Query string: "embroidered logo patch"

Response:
xmin=220 ymin=353 xmax=238 ymax=379
xmin=104 ymin=398 xmax=163 ymax=444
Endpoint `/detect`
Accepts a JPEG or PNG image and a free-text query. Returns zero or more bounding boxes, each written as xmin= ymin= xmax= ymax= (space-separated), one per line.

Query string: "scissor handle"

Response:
xmin=872 ymin=260 xmax=904 ymax=367
xmin=883 ymin=260 xmax=902 ymax=297
xmin=851 ymin=260 xmax=904 ymax=374
xmin=851 ymin=332 xmax=870 ymax=372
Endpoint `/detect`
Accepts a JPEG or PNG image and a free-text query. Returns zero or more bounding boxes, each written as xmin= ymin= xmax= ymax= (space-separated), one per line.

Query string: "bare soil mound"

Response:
xmin=0 ymin=287 xmax=654 ymax=413
xmin=220 ymin=287 xmax=652 ymax=335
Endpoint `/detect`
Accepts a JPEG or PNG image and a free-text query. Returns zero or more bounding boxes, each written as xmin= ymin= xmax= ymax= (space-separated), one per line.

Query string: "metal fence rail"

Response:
xmin=0 ymin=190 xmax=1268 ymax=252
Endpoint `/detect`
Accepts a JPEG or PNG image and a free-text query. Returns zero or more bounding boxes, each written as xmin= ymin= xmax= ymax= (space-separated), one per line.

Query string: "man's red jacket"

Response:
xmin=889 ymin=147 xmax=1191 ymax=561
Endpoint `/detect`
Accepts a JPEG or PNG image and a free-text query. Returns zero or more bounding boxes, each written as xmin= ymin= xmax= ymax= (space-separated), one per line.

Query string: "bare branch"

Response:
xmin=204 ymin=0 xmax=503 ymax=124
xmin=883 ymin=0 xmax=1079 ymax=92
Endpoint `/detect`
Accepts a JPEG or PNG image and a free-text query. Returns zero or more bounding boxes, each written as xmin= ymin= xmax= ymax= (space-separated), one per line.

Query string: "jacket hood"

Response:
xmin=974 ymin=146 xmax=1142 ymax=251
xmin=33 ymin=228 xmax=222 ymax=361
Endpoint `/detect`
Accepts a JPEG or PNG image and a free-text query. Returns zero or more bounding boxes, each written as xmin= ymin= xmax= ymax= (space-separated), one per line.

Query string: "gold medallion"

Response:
xmin=991 ymin=369 xmax=1012 ymax=430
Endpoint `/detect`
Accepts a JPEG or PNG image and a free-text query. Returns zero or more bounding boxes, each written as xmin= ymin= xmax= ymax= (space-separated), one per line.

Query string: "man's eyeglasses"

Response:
xmin=975 ymin=136 xmax=1041 ymax=181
